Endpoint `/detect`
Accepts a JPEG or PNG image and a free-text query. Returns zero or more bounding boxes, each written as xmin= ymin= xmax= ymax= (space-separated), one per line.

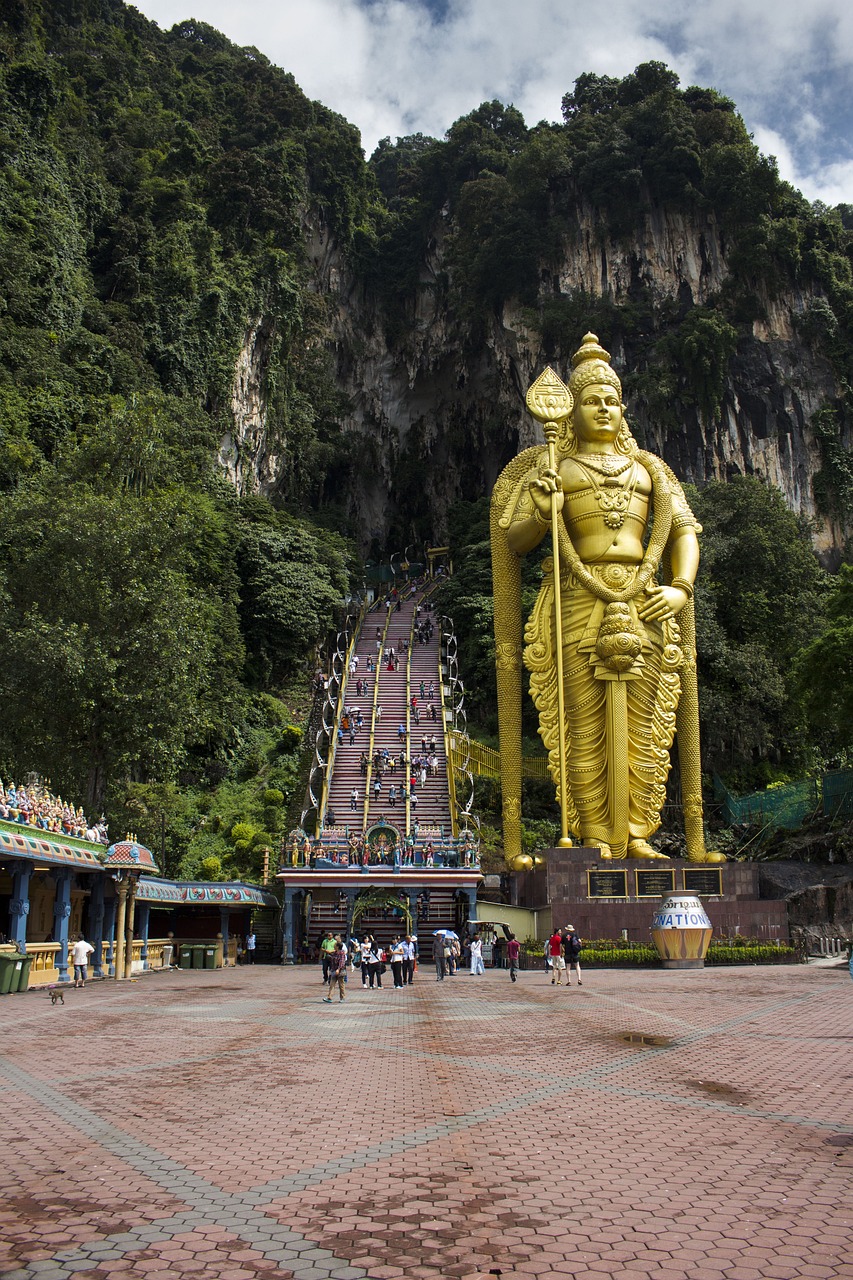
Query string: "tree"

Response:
xmin=0 ymin=476 xmax=243 ymax=812
xmin=796 ymin=564 xmax=853 ymax=758
xmin=691 ymin=477 xmax=829 ymax=782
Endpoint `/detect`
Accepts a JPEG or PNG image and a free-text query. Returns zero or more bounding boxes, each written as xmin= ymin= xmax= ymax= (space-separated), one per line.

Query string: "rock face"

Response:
xmin=230 ymin=202 xmax=847 ymax=556
xmin=220 ymin=316 xmax=279 ymax=497
xmin=759 ymin=861 xmax=853 ymax=938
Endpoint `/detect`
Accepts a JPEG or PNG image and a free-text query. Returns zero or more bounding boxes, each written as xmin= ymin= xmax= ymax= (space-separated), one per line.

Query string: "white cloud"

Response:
xmin=755 ymin=127 xmax=853 ymax=207
xmin=132 ymin=0 xmax=853 ymax=201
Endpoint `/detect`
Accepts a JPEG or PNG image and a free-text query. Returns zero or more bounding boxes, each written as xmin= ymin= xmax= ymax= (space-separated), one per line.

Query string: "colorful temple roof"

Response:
xmin=136 ymin=879 xmax=278 ymax=907
xmin=0 ymin=821 xmax=105 ymax=871
xmin=104 ymin=839 xmax=159 ymax=874
xmin=0 ymin=820 xmax=276 ymax=906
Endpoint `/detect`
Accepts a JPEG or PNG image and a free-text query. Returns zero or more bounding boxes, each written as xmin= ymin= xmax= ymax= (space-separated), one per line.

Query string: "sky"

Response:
xmin=131 ymin=0 xmax=853 ymax=205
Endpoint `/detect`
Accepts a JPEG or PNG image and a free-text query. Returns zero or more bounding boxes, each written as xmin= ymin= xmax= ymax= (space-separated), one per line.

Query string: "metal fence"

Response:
xmin=450 ymin=734 xmax=549 ymax=781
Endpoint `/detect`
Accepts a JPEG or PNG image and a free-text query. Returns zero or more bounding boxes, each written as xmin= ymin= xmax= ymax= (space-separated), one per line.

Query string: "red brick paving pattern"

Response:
xmin=1 ymin=962 xmax=851 ymax=1279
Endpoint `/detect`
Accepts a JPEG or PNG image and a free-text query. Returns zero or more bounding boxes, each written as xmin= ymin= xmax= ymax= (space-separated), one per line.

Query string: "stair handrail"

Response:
xmin=309 ymin=597 xmax=368 ymax=835
xmin=362 ymin=603 xmax=393 ymax=831
xmin=439 ymin=612 xmax=478 ymax=843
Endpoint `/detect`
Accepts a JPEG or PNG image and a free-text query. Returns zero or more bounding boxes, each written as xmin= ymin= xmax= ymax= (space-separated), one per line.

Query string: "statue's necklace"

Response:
xmin=574 ymin=456 xmax=638 ymax=529
xmin=574 ymin=453 xmax=633 ymax=478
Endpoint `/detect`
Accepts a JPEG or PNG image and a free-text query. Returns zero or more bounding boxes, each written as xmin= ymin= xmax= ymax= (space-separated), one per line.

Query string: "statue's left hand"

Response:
xmin=637 ymin=584 xmax=688 ymax=622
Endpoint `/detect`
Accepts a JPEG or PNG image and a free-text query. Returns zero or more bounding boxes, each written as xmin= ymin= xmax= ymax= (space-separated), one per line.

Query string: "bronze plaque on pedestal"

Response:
xmin=683 ymin=868 xmax=723 ymax=896
xmin=588 ymin=870 xmax=628 ymax=899
xmin=636 ymin=869 xmax=676 ymax=898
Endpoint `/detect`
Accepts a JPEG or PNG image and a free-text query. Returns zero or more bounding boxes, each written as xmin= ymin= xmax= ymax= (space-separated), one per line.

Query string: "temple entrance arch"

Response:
xmin=351 ymin=888 xmax=412 ymax=936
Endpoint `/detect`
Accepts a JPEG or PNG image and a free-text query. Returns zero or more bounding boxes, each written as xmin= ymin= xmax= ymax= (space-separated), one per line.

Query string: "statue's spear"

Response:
xmin=526 ymin=368 xmax=575 ymax=848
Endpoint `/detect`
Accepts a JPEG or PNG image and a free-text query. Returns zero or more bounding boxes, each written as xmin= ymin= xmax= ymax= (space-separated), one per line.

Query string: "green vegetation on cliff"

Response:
xmin=0 ymin=0 xmax=369 ymax=872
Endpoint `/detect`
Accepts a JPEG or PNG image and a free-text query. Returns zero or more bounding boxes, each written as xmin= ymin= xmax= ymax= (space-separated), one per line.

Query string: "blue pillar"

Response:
xmin=90 ymin=876 xmax=105 ymax=976
xmin=138 ymin=902 xmax=151 ymax=969
xmin=219 ymin=908 xmax=230 ymax=965
xmin=9 ymin=860 xmax=33 ymax=950
xmin=52 ymin=869 xmax=72 ymax=983
xmin=282 ymin=888 xmax=296 ymax=964
xmin=103 ymin=893 xmax=117 ymax=976
xmin=464 ymin=887 xmax=477 ymax=926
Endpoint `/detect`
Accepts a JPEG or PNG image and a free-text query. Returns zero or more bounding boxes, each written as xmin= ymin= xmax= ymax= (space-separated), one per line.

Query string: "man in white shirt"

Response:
xmin=401 ymin=936 xmax=416 ymax=986
xmin=71 ymin=936 xmax=95 ymax=988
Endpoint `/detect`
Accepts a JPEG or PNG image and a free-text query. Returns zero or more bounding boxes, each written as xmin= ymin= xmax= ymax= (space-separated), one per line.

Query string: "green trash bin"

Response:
xmin=16 ymin=955 xmax=33 ymax=992
xmin=0 ymin=953 xmax=21 ymax=995
xmin=202 ymin=945 xmax=216 ymax=970
xmin=191 ymin=944 xmax=206 ymax=969
xmin=179 ymin=945 xmax=193 ymax=970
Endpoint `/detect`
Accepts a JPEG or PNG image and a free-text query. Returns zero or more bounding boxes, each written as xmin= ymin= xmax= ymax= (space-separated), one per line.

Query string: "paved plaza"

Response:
xmin=1 ymin=960 xmax=851 ymax=1280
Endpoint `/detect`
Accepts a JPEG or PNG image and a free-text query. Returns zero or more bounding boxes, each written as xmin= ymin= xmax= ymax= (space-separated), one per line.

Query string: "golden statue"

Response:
xmin=491 ymin=334 xmax=723 ymax=865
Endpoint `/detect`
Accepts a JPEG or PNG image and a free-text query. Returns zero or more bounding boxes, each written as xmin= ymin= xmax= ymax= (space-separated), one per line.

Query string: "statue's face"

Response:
xmin=573 ymin=382 xmax=623 ymax=446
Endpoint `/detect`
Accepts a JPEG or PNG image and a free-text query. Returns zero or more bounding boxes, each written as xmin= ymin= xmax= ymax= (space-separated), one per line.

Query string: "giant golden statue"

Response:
xmin=491 ymin=334 xmax=723 ymax=865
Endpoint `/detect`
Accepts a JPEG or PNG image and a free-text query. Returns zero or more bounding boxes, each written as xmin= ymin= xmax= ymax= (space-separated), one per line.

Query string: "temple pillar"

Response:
xmin=219 ymin=907 xmax=230 ymax=964
xmin=138 ymin=901 xmax=151 ymax=969
xmin=103 ymin=893 xmax=117 ymax=975
xmin=9 ymin=860 xmax=33 ymax=951
xmin=90 ymin=876 xmax=105 ymax=977
xmin=405 ymin=890 xmax=418 ymax=937
xmin=123 ymin=878 xmax=138 ymax=980
xmin=343 ymin=889 xmax=357 ymax=943
xmin=463 ymin=887 xmax=477 ymax=927
xmin=114 ymin=878 xmax=129 ymax=980
xmin=52 ymin=869 xmax=72 ymax=983
xmin=282 ymin=888 xmax=297 ymax=964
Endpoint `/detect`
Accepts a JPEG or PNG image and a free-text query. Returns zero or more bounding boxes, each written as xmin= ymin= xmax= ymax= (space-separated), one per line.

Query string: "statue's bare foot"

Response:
xmin=627 ymin=839 xmax=669 ymax=861
xmin=689 ymin=850 xmax=727 ymax=864
xmin=596 ymin=843 xmax=613 ymax=860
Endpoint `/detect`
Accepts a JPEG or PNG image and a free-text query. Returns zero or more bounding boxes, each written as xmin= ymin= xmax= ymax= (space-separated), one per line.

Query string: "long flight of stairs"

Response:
xmin=323 ymin=585 xmax=450 ymax=846
xmin=304 ymin=582 xmax=465 ymax=947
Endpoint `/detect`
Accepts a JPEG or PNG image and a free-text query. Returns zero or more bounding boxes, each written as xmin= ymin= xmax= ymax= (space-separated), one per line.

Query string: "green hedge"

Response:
xmin=522 ymin=938 xmax=799 ymax=966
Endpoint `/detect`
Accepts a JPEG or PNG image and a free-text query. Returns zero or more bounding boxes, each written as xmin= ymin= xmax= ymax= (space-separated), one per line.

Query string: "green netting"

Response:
xmin=714 ymin=776 xmax=819 ymax=829
xmin=714 ymin=771 xmax=853 ymax=829
xmin=822 ymin=770 xmax=853 ymax=820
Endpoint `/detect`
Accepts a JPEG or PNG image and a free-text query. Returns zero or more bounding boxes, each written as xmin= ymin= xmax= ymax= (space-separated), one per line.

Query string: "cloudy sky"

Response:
xmin=132 ymin=0 xmax=853 ymax=205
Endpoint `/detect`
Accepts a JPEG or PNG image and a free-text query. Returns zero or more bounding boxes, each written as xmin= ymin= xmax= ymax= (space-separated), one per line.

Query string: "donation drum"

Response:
xmin=650 ymin=892 xmax=713 ymax=969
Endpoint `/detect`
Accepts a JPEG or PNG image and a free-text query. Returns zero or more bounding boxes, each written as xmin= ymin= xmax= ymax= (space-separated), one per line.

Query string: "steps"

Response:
xmin=305 ymin=885 xmax=465 ymax=959
xmin=323 ymin=585 xmax=451 ymax=848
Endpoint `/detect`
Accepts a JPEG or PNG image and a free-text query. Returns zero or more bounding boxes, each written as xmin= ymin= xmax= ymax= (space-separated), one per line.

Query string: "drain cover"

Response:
xmin=621 ymin=1032 xmax=674 ymax=1047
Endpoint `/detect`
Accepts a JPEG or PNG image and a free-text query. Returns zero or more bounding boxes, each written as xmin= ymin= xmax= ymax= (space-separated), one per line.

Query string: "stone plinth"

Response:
xmin=516 ymin=847 xmax=789 ymax=942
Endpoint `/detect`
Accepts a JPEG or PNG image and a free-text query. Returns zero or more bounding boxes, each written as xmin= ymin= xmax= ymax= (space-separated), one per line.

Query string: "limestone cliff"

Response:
xmin=230 ymin=200 xmax=847 ymax=559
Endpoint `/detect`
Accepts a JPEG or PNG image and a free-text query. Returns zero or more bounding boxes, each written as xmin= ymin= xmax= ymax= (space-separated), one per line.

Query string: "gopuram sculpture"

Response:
xmin=490 ymin=333 xmax=723 ymax=866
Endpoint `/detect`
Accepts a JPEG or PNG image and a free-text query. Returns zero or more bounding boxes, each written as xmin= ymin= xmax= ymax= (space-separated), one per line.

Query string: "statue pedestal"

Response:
xmin=514 ymin=847 xmax=789 ymax=943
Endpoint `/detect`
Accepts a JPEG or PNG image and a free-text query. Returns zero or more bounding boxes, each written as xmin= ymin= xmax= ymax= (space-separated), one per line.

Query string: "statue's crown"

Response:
xmin=569 ymin=332 xmax=622 ymax=398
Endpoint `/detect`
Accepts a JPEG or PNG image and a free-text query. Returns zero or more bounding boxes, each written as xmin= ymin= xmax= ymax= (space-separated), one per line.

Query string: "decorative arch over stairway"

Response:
xmin=351 ymin=887 xmax=413 ymax=935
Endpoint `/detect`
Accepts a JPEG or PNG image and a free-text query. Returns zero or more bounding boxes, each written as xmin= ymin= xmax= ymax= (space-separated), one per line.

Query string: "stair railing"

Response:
xmin=439 ymin=614 xmax=478 ymax=846
xmin=303 ymin=597 xmax=367 ymax=835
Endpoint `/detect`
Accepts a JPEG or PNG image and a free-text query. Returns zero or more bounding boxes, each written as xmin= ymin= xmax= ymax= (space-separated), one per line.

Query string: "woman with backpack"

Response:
xmin=563 ymin=926 xmax=583 ymax=985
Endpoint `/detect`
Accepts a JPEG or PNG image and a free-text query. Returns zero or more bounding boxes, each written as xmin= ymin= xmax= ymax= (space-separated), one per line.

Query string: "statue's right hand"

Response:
xmin=530 ymin=469 xmax=563 ymax=518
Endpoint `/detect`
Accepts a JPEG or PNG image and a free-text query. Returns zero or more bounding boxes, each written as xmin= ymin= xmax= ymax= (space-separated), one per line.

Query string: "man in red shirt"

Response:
xmin=507 ymin=933 xmax=521 ymax=983
xmin=548 ymin=929 xmax=566 ymax=986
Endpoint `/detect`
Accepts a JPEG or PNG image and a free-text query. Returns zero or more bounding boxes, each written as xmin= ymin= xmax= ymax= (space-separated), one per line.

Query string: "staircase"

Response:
xmin=323 ymin=585 xmax=450 ymax=846
xmin=307 ymin=885 xmax=466 ymax=958
xmin=299 ymin=582 xmax=470 ymax=952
